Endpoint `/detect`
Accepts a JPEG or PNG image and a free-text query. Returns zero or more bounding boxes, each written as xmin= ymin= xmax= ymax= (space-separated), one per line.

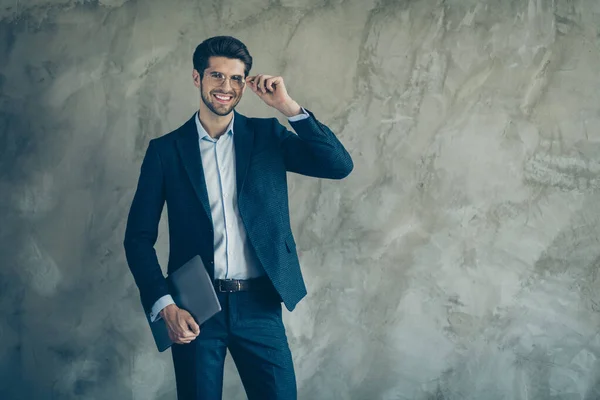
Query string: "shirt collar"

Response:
xmin=195 ymin=111 xmax=235 ymax=140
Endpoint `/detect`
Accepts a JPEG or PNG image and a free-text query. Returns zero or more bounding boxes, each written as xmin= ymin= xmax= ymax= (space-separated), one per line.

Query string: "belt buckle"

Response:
xmin=219 ymin=279 xmax=241 ymax=293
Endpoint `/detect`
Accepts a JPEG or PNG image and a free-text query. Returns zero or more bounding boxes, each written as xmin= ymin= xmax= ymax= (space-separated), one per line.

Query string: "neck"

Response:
xmin=198 ymin=105 xmax=233 ymax=139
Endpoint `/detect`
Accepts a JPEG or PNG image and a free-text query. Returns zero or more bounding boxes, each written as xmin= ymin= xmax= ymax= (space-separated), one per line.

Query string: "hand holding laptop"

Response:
xmin=161 ymin=304 xmax=200 ymax=344
xmin=146 ymin=255 xmax=221 ymax=352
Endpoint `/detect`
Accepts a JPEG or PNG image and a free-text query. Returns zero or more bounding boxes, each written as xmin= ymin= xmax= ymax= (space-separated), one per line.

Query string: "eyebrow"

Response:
xmin=209 ymin=71 xmax=244 ymax=77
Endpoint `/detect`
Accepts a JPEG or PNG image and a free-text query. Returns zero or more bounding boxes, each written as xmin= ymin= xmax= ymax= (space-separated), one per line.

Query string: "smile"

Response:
xmin=213 ymin=94 xmax=233 ymax=104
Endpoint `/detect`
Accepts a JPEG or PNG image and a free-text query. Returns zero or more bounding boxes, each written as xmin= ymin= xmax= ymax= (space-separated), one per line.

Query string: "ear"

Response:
xmin=192 ymin=69 xmax=201 ymax=88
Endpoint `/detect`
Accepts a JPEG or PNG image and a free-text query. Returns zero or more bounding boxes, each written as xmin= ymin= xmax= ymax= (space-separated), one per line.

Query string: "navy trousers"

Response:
xmin=171 ymin=287 xmax=297 ymax=400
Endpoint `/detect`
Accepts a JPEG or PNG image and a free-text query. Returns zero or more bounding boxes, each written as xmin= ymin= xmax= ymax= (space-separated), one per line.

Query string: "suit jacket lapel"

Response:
xmin=233 ymin=110 xmax=254 ymax=201
xmin=175 ymin=113 xmax=212 ymax=222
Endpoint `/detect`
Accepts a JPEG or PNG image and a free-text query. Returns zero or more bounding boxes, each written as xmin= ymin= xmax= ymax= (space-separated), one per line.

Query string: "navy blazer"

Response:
xmin=123 ymin=109 xmax=353 ymax=315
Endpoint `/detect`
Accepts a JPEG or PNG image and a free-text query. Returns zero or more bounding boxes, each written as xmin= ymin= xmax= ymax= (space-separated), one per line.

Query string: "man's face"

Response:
xmin=194 ymin=56 xmax=246 ymax=117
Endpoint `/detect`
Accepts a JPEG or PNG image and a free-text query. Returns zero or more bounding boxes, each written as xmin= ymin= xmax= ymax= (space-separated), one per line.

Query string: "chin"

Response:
xmin=214 ymin=102 xmax=239 ymax=116
xmin=211 ymin=107 xmax=234 ymax=117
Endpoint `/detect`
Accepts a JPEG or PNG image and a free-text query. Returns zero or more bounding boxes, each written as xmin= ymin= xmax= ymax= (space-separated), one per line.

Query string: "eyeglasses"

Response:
xmin=206 ymin=71 xmax=245 ymax=89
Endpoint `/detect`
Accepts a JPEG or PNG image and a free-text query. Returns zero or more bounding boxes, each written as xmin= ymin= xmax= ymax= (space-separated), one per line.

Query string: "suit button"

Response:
xmin=210 ymin=261 xmax=214 ymax=265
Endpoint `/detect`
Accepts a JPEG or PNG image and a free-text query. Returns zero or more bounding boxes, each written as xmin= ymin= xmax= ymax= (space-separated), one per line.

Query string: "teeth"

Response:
xmin=215 ymin=94 xmax=231 ymax=100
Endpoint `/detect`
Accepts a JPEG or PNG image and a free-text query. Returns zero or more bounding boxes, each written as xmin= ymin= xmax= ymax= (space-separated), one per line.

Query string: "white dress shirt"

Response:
xmin=149 ymin=108 xmax=309 ymax=322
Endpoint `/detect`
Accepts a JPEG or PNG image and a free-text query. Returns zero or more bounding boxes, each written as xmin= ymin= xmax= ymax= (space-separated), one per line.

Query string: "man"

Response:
xmin=123 ymin=36 xmax=353 ymax=399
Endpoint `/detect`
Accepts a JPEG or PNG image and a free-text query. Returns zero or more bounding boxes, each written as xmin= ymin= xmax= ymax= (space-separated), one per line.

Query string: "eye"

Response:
xmin=231 ymin=76 xmax=243 ymax=83
xmin=210 ymin=72 xmax=224 ymax=79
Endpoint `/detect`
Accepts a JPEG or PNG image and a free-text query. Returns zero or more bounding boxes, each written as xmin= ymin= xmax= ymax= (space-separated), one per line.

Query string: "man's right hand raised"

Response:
xmin=160 ymin=303 xmax=200 ymax=344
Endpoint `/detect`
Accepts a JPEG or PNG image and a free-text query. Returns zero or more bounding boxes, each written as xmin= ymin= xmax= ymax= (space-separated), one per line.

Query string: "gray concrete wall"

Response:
xmin=1 ymin=0 xmax=600 ymax=399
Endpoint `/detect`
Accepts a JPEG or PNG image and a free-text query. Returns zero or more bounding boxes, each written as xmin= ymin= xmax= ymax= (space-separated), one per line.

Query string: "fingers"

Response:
xmin=179 ymin=327 xmax=198 ymax=339
xmin=246 ymin=75 xmax=257 ymax=91
xmin=246 ymin=76 xmax=259 ymax=94
xmin=247 ymin=74 xmax=279 ymax=94
xmin=169 ymin=331 xmax=195 ymax=345
xmin=165 ymin=308 xmax=201 ymax=345
xmin=246 ymin=75 xmax=255 ymax=89
xmin=175 ymin=316 xmax=199 ymax=340
xmin=256 ymin=74 xmax=267 ymax=93
xmin=254 ymin=74 xmax=267 ymax=93
xmin=171 ymin=327 xmax=197 ymax=345
xmin=265 ymin=76 xmax=279 ymax=92
xmin=187 ymin=316 xmax=200 ymax=335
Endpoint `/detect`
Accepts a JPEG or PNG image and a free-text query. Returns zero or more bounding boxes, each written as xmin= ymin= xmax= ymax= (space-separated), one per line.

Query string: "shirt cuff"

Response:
xmin=287 ymin=107 xmax=309 ymax=122
xmin=149 ymin=295 xmax=175 ymax=322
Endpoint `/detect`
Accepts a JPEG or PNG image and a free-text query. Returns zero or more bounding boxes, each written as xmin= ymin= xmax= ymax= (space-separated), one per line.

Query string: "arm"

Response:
xmin=123 ymin=139 xmax=170 ymax=316
xmin=276 ymin=109 xmax=353 ymax=179
xmin=246 ymin=74 xmax=353 ymax=179
xmin=124 ymin=141 xmax=201 ymax=345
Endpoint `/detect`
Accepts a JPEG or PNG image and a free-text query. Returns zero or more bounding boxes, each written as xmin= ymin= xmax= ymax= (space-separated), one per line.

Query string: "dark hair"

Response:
xmin=192 ymin=36 xmax=252 ymax=79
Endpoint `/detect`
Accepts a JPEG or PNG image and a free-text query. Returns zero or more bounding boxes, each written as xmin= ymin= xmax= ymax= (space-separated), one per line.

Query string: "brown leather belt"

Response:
xmin=213 ymin=276 xmax=271 ymax=293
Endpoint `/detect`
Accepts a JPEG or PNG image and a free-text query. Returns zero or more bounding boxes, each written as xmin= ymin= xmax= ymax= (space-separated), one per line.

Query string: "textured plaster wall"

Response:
xmin=1 ymin=0 xmax=600 ymax=399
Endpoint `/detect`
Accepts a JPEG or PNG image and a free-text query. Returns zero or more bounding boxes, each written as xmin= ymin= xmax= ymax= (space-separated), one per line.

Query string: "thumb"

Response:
xmin=187 ymin=317 xmax=200 ymax=335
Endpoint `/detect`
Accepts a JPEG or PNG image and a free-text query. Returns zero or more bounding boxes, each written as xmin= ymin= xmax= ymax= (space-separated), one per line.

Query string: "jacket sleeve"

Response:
xmin=123 ymin=139 xmax=169 ymax=314
xmin=274 ymin=109 xmax=354 ymax=179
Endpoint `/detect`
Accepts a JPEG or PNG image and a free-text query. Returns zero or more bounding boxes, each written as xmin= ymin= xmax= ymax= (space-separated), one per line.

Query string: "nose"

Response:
xmin=220 ymin=77 xmax=233 ymax=91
